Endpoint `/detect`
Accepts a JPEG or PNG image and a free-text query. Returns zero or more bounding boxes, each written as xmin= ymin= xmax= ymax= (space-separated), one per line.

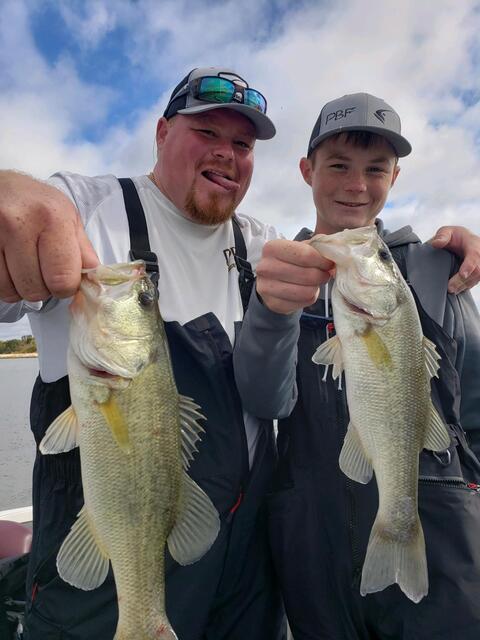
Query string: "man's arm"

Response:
xmin=234 ymin=239 xmax=332 ymax=419
xmin=430 ymin=226 xmax=480 ymax=293
xmin=0 ymin=170 xmax=98 ymax=305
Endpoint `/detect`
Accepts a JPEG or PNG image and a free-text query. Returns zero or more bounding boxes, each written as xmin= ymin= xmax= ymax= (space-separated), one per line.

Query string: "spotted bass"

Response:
xmin=310 ymin=226 xmax=450 ymax=603
xmin=40 ymin=262 xmax=220 ymax=639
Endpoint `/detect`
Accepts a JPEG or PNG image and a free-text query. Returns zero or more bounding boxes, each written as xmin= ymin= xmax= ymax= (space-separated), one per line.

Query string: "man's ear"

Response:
xmin=156 ymin=117 xmax=169 ymax=148
xmin=299 ymin=157 xmax=313 ymax=186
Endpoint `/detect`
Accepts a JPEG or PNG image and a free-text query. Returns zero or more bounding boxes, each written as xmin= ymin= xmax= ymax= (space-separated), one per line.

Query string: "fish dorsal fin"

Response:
xmin=312 ymin=335 xmax=344 ymax=379
xmin=339 ymin=422 xmax=373 ymax=484
xmin=423 ymin=336 xmax=441 ymax=379
xmin=179 ymin=395 xmax=205 ymax=469
xmin=57 ymin=506 xmax=110 ymax=590
xmin=167 ymin=473 xmax=220 ymax=565
xmin=96 ymin=394 xmax=131 ymax=453
xmin=39 ymin=406 xmax=80 ymax=454
xmin=423 ymin=402 xmax=451 ymax=452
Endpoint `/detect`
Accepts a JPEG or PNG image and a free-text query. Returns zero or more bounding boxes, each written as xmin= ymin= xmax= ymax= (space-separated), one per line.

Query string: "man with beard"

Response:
xmin=0 ymin=72 xmax=479 ymax=640
xmin=0 ymin=67 xmax=300 ymax=640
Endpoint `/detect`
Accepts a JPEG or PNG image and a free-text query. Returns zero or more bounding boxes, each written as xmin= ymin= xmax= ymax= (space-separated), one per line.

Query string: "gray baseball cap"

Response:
xmin=307 ymin=92 xmax=412 ymax=157
xmin=163 ymin=67 xmax=276 ymax=140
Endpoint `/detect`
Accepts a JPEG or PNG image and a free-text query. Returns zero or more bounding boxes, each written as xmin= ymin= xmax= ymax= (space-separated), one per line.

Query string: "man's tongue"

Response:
xmin=203 ymin=170 xmax=238 ymax=192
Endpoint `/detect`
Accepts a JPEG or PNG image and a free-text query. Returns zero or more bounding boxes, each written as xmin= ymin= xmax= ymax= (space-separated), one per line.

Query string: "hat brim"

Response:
xmin=177 ymin=103 xmax=276 ymax=140
xmin=310 ymin=126 xmax=412 ymax=157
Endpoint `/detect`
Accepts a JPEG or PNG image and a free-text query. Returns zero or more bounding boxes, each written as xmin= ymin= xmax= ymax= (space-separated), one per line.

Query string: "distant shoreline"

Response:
xmin=0 ymin=353 xmax=38 ymax=359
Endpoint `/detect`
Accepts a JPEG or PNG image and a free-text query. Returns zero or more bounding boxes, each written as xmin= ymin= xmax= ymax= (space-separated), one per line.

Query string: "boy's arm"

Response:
xmin=454 ymin=290 xmax=480 ymax=456
xmin=234 ymin=239 xmax=332 ymax=419
xmin=234 ymin=289 xmax=301 ymax=419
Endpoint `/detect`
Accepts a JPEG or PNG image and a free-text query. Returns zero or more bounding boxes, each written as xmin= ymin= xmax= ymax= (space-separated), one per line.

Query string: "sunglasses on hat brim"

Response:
xmin=174 ymin=76 xmax=268 ymax=114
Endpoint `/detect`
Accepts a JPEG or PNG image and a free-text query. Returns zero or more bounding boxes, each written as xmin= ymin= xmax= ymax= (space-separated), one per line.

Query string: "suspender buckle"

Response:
xmin=129 ymin=249 xmax=159 ymax=288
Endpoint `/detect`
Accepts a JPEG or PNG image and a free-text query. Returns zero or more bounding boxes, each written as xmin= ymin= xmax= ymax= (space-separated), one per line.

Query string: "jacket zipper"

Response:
xmin=419 ymin=476 xmax=480 ymax=491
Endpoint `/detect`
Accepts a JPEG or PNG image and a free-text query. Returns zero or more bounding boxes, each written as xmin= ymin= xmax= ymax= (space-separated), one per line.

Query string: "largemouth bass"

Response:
xmin=310 ymin=226 xmax=450 ymax=603
xmin=40 ymin=261 xmax=220 ymax=639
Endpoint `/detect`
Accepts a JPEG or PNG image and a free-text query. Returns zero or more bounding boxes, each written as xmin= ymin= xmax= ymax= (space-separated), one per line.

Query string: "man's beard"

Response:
xmin=184 ymin=185 xmax=236 ymax=225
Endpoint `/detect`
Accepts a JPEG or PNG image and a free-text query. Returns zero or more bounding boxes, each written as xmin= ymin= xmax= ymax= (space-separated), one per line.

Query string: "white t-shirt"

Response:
xmin=0 ymin=172 xmax=279 ymax=465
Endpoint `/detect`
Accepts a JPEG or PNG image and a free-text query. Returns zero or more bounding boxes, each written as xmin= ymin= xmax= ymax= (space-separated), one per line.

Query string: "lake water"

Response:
xmin=0 ymin=357 xmax=39 ymax=511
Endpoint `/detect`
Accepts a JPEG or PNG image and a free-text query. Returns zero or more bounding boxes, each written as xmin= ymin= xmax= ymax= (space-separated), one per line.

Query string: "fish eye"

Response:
xmin=378 ymin=249 xmax=391 ymax=262
xmin=138 ymin=291 xmax=155 ymax=307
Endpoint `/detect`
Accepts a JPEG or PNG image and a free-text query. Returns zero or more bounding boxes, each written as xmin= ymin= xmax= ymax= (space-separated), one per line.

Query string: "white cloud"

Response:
xmin=1 ymin=0 xmax=480 ymax=337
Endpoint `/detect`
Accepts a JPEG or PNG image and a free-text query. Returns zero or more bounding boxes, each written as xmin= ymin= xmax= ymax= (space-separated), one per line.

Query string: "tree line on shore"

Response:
xmin=0 ymin=335 xmax=37 ymax=354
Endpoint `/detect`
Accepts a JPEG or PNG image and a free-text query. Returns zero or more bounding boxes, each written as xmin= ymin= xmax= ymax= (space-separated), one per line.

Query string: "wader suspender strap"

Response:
xmin=232 ymin=215 xmax=255 ymax=313
xmin=118 ymin=177 xmax=160 ymax=286
xmin=118 ymin=178 xmax=254 ymax=313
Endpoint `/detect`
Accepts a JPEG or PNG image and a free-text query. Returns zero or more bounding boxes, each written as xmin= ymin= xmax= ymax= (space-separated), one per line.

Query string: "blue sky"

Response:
xmin=1 ymin=0 xmax=480 ymax=338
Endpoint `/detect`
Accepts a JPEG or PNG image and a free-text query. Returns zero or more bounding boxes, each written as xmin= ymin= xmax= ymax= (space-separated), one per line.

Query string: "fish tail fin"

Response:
xmin=360 ymin=517 xmax=428 ymax=603
xmin=114 ymin=617 xmax=178 ymax=640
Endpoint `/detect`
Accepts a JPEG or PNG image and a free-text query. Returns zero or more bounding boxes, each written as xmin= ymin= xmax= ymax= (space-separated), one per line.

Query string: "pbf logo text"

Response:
xmin=325 ymin=107 xmax=356 ymax=123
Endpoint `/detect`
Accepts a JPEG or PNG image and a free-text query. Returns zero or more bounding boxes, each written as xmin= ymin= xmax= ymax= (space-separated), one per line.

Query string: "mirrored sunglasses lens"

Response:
xmin=244 ymin=89 xmax=267 ymax=113
xmin=198 ymin=77 xmax=234 ymax=103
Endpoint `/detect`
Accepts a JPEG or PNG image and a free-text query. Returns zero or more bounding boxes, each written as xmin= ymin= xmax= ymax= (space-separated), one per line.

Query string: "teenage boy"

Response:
xmin=234 ymin=93 xmax=480 ymax=640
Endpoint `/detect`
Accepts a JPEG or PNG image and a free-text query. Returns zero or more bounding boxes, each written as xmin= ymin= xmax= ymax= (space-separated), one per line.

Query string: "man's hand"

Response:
xmin=256 ymin=239 xmax=333 ymax=314
xmin=429 ymin=225 xmax=480 ymax=294
xmin=0 ymin=171 xmax=99 ymax=302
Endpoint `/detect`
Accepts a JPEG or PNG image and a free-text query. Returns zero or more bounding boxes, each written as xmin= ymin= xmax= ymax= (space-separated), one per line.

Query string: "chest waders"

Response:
xmin=24 ymin=179 xmax=284 ymax=640
xmin=269 ymin=243 xmax=480 ymax=640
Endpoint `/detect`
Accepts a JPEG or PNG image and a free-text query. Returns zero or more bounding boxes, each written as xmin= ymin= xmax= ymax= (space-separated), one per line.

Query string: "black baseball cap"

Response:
xmin=307 ymin=92 xmax=412 ymax=157
xmin=163 ymin=67 xmax=276 ymax=140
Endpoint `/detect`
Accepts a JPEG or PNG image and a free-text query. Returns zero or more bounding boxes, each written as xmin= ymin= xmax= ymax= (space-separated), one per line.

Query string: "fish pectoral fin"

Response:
xmin=423 ymin=402 xmax=451 ymax=452
xmin=96 ymin=395 xmax=131 ymax=453
xmin=312 ymin=336 xmax=344 ymax=379
xmin=362 ymin=328 xmax=392 ymax=370
xmin=339 ymin=423 xmax=373 ymax=484
xmin=423 ymin=336 xmax=441 ymax=379
xmin=39 ymin=405 xmax=80 ymax=454
xmin=57 ymin=506 xmax=110 ymax=591
xmin=179 ymin=394 xmax=205 ymax=469
xmin=167 ymin=472 xmax=220 ymax=566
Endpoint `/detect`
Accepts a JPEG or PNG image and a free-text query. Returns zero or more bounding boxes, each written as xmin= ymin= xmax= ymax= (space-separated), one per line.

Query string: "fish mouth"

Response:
xmin=87 ymin=367 xmax=130 ymax=382
xmin=343 ymin=298 xmax=374 ymax=317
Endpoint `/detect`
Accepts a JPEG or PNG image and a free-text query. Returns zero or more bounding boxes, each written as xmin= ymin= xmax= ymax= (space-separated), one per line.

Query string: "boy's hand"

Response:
xmin=429 ymin=225 xmax=480 ymax=294
xmin=256 ymin=239 xmax=333 ymax=314
xmin=0 ymin=171 xmax=99 ymax=303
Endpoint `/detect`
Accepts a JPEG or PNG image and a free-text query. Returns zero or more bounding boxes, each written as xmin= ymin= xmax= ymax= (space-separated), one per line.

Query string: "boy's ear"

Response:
xmin=390 ymin=164 xmax=400 ymax=188
xmin=299 ymin=157 xmax=313 ymax=186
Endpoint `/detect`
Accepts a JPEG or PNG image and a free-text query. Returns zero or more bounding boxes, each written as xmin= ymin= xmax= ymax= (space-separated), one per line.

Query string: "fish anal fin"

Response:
xmin=179 ymin=394 xmax=205 ymax=469
xmin=312 ymin=336 xmax=344 ymax=379
xmin=339 ymin=423 xmax=373 ymax=484
xmin=96 ymin=395 xmax=131 ymax=453
xmin=423 ymin=402 xmax=451 ymax=452
xmin=39 ymin=406 xmax=79 ymax=454
xmin=167 ymin=473 xmax=219 ymax=565
xmin=57 ymin=506 xmax=110 ymax=591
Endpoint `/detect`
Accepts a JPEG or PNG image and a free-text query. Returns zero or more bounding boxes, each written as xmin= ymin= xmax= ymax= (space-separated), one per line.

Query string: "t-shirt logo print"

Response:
xmin=223 ymin=247 xmax=237 ymax=272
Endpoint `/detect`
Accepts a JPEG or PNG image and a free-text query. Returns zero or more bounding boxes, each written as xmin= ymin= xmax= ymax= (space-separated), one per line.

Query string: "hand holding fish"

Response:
xmin=0 ymin=170 xmax=98 ymax=303
xmin=256 ymin=238 xmax=333 ymax=314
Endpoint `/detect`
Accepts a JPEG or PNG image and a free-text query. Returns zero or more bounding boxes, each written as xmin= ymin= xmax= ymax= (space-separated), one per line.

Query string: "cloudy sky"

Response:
xmin=1 ymin=0 xmax=479 ymax=339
